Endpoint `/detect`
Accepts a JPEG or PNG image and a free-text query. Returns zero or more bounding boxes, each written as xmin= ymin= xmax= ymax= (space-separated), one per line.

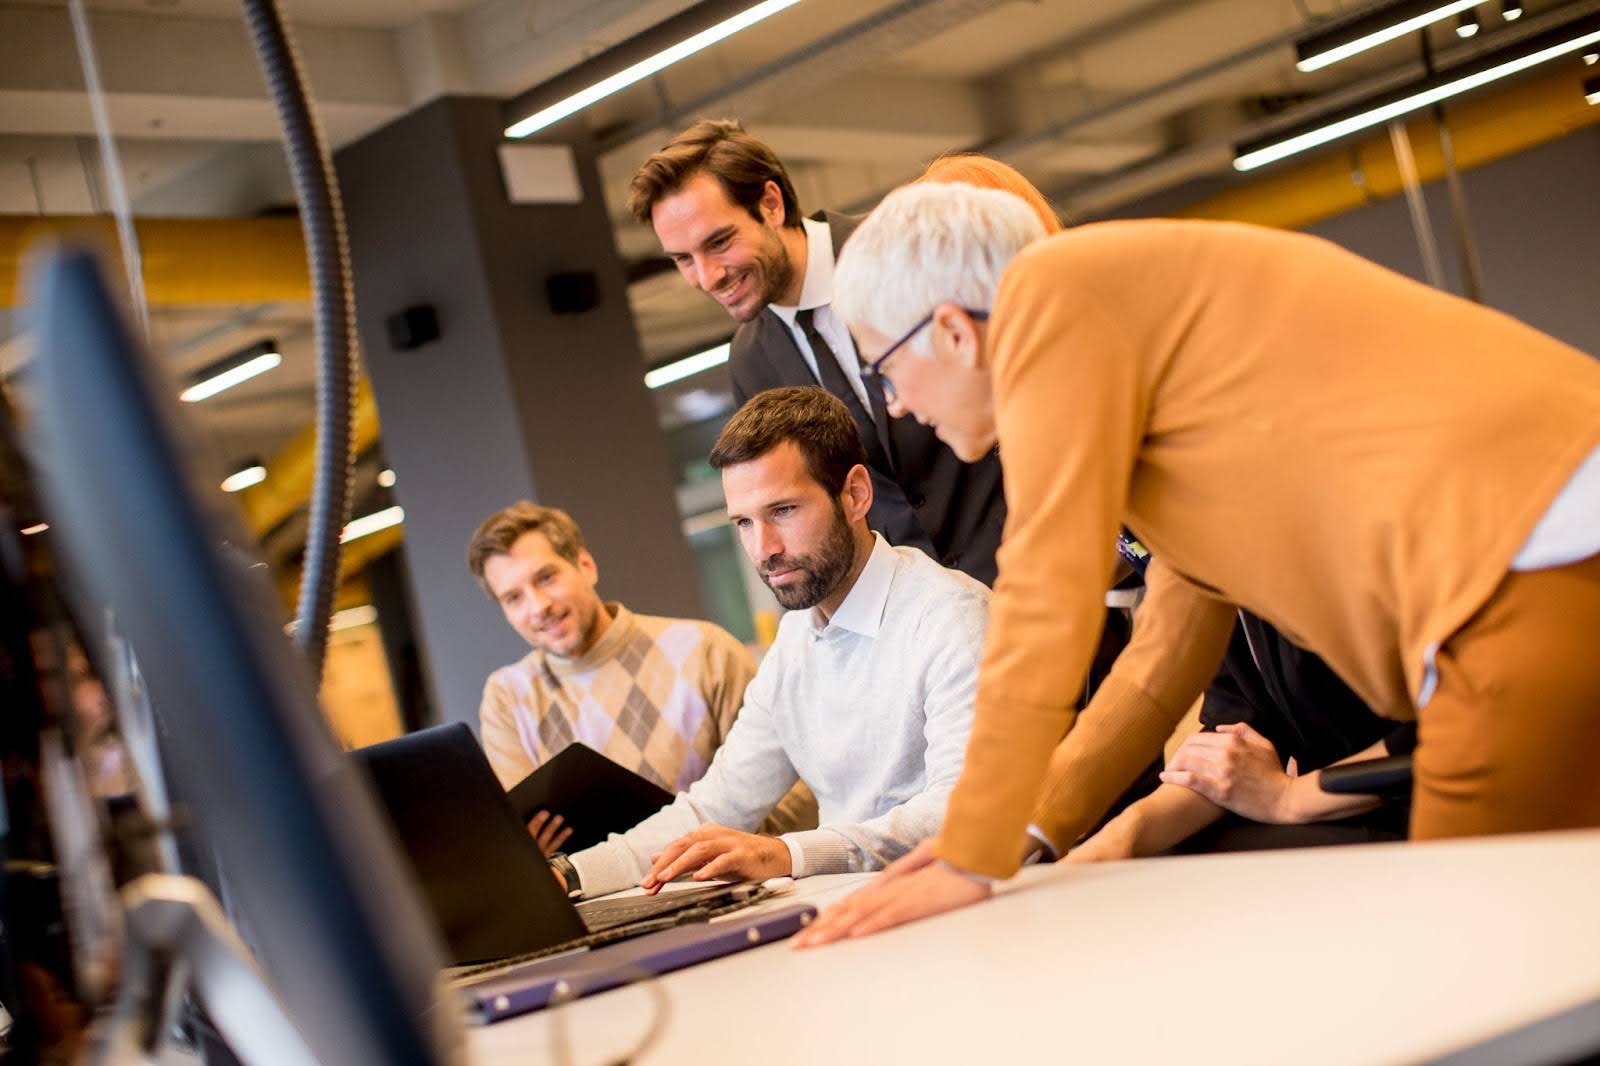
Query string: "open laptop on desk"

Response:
xmin=353 ymin=722 xmax=776 ymax=973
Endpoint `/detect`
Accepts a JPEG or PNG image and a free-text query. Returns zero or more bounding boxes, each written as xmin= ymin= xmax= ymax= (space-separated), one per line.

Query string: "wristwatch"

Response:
xmin=548 ymin=852 xmax=583 ymax=898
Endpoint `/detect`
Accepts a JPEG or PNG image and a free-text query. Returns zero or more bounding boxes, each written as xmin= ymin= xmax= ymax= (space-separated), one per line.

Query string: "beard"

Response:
xmin=758 ymin=501 xmax=857 ymax=611
xmin=725 ymin=227 xmax=796 ymax=322
xmin=528 ymin=598 xmax=603 ymax=658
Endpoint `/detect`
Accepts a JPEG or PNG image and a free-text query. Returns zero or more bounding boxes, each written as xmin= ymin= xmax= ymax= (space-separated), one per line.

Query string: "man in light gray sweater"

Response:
xmin=558 ymin=387 xmax=987 ymax=899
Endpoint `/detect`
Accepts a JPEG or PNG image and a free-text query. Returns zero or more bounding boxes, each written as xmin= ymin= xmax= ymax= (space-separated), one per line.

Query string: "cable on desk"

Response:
xmin=547 ymin=961 xmax=672 ymax=1066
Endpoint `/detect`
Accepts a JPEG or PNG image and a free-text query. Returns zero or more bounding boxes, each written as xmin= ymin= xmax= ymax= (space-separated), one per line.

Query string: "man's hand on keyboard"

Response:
xmin=642 ymin=825 xmax=792 ymax=893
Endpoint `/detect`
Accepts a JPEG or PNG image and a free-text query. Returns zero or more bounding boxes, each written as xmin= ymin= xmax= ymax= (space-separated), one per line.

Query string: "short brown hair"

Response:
xmin=628 ymin=118 xmax=802 ymax=229
xmin=467 ymin=502 xmax=586 ymax=589
xmin=709 ymin=387 xmax=866 ymax=497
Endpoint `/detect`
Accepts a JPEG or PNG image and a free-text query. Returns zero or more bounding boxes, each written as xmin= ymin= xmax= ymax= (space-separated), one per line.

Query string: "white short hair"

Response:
xmin=833 ymin=181 xmax=1047 ymax=354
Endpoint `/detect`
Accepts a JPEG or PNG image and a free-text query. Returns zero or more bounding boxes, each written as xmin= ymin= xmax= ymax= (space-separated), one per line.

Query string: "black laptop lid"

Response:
xmin=353 ymin=723 xmax=586 ymax=965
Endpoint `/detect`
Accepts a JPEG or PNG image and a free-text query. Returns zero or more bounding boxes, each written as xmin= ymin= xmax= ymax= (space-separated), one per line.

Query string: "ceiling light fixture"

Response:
xmin=180 ymin=340 xmax=282 ymax=403
xmin=221 ymin=463 xmax=267 ymax=493
xmin=1295 ymin=0 xmax=1484 ymax=72
xmin=1456 ymin=10 xmax=1482 ymax=36
xmin=376 ymin=468 xmax=396 ymax=488
xmin=341 ymin=505 xmax=404 ymax=543
xmin=1238 ymin=14 xmax=1600 ymax=171
xmin=20 ymin=523 xmax=48 ymax=536
xmin=645 ymin=342 xmax=732 ymax=389
xmin=504 ymin=0 xmax=802 ymax=139
xmin=329 ymin=604 xmax=378 ymax=632
xmin=1587 ymin=74 xmax=1600 ymax=102
xmin=1585 ymin=51 xmax=1599 ymax=63
xmin=1502 ymin=0 xmax=1523 ymax=20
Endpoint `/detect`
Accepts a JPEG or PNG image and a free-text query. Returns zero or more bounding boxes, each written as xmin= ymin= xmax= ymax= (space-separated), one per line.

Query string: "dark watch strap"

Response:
xmin=549 ymin=852 xmax=582 ymax=898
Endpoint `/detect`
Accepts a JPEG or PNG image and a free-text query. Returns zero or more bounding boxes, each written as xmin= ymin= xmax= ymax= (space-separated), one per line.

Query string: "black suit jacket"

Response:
xmin=728 ymin=211 xmax=1007 ymax=585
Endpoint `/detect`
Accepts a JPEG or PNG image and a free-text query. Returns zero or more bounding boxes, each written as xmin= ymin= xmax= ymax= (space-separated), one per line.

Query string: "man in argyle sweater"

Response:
xmin=469 ymin=501 xmax=815 ymax=854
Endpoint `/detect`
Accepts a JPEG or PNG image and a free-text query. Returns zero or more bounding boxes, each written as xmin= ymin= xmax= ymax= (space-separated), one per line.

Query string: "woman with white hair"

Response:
xmin=793 ymin=181 xmax=1600 ymax=947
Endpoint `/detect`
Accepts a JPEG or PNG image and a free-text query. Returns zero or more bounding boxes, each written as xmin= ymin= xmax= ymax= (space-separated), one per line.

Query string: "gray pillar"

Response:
xmin=336 ymin=96 xmax=703 ymax=728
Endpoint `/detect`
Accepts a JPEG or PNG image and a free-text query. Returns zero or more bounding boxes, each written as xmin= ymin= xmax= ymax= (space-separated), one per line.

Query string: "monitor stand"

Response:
xmin=92 ymin=875 xmax=317 ymax=1066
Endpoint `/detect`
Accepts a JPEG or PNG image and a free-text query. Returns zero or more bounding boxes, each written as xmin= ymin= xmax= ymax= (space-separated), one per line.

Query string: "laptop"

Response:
xmin=352 ymin=723 xmax=771 ymax=972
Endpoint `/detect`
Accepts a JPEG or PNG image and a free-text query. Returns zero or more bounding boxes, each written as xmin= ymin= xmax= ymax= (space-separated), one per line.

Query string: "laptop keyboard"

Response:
xmin=576 ymin=883 xmax=751 ymax=933
xmin=447 ymin=886 xmax=770 ymax=986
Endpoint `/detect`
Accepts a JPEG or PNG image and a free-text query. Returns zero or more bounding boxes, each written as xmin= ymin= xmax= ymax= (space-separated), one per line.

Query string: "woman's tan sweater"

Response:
xmin=937 ymin=219 xmax=1600 ymax=879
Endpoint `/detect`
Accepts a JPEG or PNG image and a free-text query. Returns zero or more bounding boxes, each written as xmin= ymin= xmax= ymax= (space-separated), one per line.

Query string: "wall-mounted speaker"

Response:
xmin=385 ymin=304 xmax=441 ymax=352
xmin=545 ymin=271 xmax=599 ymax=314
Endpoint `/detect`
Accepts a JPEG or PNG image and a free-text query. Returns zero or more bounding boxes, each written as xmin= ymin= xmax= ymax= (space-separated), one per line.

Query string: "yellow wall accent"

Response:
xmin=1 ymin=215 xmax=310 ymax=306
xmin=240 ymin=376 xmax=381 ymax=537
xmin=275 ymin=525 xmax=402 ymax=614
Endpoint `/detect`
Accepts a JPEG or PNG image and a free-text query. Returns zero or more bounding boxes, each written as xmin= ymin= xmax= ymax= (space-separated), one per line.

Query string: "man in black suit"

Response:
xmin=627 ymin=118 xmax=1006 ymax=584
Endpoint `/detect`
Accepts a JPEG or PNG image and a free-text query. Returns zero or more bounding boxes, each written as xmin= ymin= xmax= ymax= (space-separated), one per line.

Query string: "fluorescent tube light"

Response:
xmin=1296 ymin=0 xmax=1483 ymax=73
xmin=329 ymin=604 xmax=378 ymax=632
xmin=180 ymin=347 xmax=282 ymax=403
xmin=341 ymin=505 xmax=404 ymax=543
xmin=645 ymin=343 xmax=731 ymax=389
xmin=1239 ymin=17 xmax=1600 ymax=171
xmin=21 ymin=523 xmax=48 ymax=535
xmin=221 ymin=465 xmax=267 ymax=493
xmin=505 ymin=0 xmax=801 ymax=138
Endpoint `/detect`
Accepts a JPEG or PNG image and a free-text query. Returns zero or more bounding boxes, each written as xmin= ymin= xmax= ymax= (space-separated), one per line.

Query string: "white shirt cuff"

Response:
xmin=781 ymin=828 xmax=858 ymax=878
xmin=783 ymin=834 xmax=808 ymax=878
xmin=1025 ymin=824 xmax=1061 ymax=863
xmin=568 ymin=841 xmax=644 ymax=900
xmin=937 ymin=859 xmax=997 ymax=886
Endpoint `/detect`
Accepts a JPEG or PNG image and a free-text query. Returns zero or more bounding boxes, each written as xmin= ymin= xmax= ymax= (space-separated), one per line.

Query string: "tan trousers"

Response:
xmin=1412 ymin=551 xmax=1600 ymax=839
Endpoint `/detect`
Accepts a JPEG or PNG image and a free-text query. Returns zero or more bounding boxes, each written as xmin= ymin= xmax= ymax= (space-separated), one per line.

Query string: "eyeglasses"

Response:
xmin=862 ymin=307 xmax=989 ymax=402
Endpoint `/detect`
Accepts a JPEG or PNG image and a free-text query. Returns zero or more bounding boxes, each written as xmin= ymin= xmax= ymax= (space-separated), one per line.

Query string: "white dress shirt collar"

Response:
xmin=767 ymin=216 xmax=834 ymax=327
xmin=812 ymin=532 xmax=895 ymax=639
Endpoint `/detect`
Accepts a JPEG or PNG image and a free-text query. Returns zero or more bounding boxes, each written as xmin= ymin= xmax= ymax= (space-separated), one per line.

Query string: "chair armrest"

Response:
xmin=1318 ymin=754 xmax=1413 ymax=796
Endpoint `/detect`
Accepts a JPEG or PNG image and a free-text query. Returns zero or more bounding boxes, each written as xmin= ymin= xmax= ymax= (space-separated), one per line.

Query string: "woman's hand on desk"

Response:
xmin=641 ymin=825 xmax=791 ymax=892
xmin=792 ymin=840 xmax=990 ymax=949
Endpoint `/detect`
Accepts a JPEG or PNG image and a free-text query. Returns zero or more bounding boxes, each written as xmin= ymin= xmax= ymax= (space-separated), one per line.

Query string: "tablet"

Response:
xmin=506 ymin=743 xmax=675 ymax=852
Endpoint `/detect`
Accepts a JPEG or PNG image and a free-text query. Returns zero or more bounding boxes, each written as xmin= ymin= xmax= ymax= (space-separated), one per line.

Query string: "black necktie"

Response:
xmin=795 ymin=307 xmax=892 ymax=469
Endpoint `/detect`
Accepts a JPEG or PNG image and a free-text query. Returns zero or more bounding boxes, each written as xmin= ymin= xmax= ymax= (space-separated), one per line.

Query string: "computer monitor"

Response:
xmin=28 ymin=245 xmax=462 ymax=1065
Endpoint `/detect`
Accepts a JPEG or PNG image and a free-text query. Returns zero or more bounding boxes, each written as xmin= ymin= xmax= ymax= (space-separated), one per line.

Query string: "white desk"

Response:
xmin=469 ymin=831 xmax=1600 ymax=1064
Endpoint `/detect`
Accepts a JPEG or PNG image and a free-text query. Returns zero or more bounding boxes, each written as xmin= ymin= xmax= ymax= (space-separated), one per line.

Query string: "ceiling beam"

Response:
xmin=976 ymin=0 xmax=1210 ymax=99
xmin=1053 ymin=0 xmax=1600 ymax=218
xmin=972 ymin=22 xmax=1302 ymax=166
xmin=0 ymin=6 xmax=408 ymax=144
xmin=597 ymin=0 xmax=1014 ymax=165
xmin=456 ymin=0 xmax=702 ymax=99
